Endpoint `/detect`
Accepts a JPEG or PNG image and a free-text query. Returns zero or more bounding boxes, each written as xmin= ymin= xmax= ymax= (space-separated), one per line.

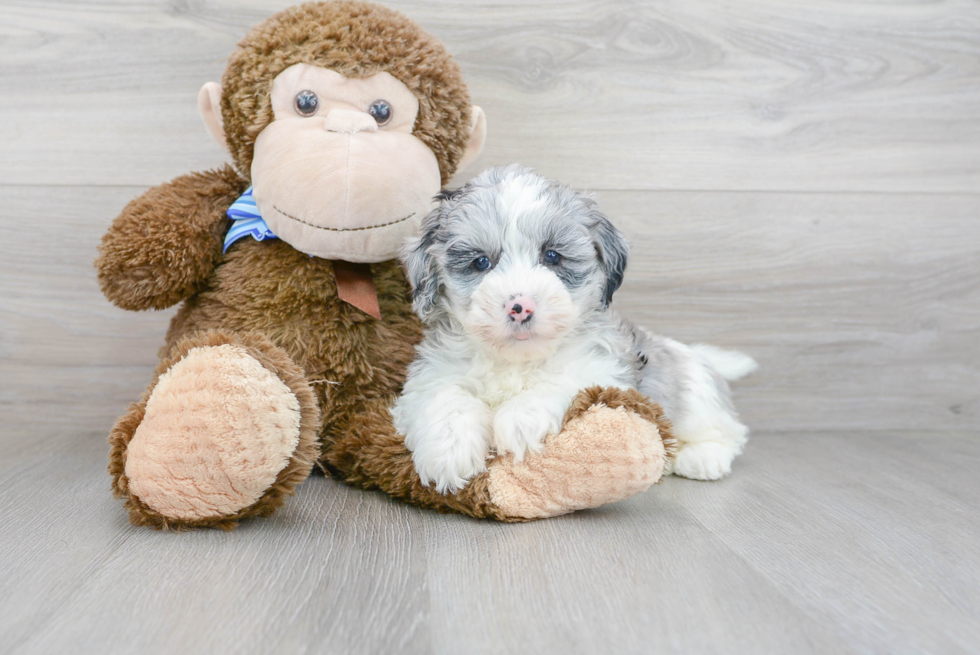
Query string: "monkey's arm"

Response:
xmin=96 ymin=165 xmax=248 ymax=311
xmin=324 ymin=387 xmax=673 ymax=521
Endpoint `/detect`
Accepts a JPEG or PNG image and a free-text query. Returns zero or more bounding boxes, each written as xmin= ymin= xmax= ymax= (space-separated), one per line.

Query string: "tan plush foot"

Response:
xmin=126 ymin=344 xmax=300 ymax=521
xmin=487 ymin=387 xmax=673 ymax=520
xmin=122 ymin=339 xmax=310 ymax=524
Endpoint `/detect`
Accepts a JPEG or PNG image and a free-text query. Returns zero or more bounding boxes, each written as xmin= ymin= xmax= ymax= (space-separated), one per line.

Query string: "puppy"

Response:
xmin=392 ymin=165 xmax=756 ymax=493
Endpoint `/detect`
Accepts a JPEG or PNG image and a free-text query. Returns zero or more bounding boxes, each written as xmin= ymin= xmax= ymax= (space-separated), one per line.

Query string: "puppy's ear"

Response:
xmin=402 ymin=202 xmax=447 ymax=320
xmin=588 ymin=206 xmax=630 ymax=307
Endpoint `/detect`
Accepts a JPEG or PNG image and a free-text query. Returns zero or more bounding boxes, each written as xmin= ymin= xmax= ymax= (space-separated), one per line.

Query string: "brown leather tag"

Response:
xmin=332 ymin=260 xmax=381 ymax=320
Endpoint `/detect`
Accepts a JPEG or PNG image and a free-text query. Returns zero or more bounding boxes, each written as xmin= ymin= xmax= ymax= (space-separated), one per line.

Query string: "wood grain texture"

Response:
xmin=606 ymin=189 xmax=980 ymax=432
xmin=2 ymin=429 xmax=979 ymax=654
xmin=0 ymin=0 xmax=978 ymax=191
xmin=0 ymin=431 xmax=432 ymax=655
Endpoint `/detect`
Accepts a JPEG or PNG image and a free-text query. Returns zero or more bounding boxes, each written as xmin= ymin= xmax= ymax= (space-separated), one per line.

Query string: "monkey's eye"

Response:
xmin=473 ymin=256 xmax=493 ymax=272
xmin=368 ymin=100 xmax=392 ymax=125
xmin=544 ymin=250 xmax=562 ymax=265
xmin=294 ymin=90 xmax=319 ymax=116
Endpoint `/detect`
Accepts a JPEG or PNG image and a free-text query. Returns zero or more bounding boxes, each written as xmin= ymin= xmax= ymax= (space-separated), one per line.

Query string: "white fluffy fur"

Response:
xmin=394 ymin=311 xmax=637 ymax=492
xmin=659 ymin=337 xmax=753 ymax=480
xmin=393 ymin=166 xmax=755 ymax=493
xmin=691 ymin=344 xmax=759 ymax=382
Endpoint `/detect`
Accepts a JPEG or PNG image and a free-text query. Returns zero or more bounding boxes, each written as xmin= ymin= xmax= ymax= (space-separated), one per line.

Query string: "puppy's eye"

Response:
xmin=544 ymin=250 xmax=562 ymax=265
xmin=294 ymin=90 xmax=319 ymax=116
xmin=368 ymin=100 xmax=392 ymax=125
xmin=473 ymin=256 xmax=493 ymax=272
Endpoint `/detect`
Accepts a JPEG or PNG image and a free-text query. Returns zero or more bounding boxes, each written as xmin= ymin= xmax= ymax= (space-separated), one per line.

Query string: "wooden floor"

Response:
xmin=1 ymin=1 xmax=978 ymax=653
xmin=1 ymin=429 xmax=978 ymax=654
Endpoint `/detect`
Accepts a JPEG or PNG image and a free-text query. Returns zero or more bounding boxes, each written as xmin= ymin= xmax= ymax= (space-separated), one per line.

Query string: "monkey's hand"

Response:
xmin=486 ymin=387 xmax=673 ymax=520
xmin=95 ymin=165 xmax=248 ymax=311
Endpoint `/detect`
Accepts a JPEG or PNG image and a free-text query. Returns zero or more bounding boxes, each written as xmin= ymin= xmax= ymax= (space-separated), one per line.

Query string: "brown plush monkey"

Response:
xmin=96 ymin=0 xmax=672 ymax=530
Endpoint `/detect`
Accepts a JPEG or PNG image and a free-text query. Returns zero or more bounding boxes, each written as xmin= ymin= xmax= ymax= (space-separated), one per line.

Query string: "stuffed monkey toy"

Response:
xmin=96 ymin=0 xmax=673 ymax=530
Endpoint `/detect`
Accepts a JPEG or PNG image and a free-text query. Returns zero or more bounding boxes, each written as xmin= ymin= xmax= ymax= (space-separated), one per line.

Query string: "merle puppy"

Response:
xmin=392 ymin=165 xmax=756 ymax=493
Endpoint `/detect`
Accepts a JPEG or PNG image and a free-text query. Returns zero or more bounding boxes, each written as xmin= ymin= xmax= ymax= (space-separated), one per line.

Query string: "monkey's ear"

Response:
xmin=198 ymin=82 xmax=229 ymax=152
xmin=455 ymin=106 xmax=487 ymax=174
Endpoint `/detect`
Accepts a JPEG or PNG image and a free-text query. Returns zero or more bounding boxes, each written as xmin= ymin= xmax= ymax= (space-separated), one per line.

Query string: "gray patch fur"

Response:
xmin=403 ymin=164 xmax=630 ymax=323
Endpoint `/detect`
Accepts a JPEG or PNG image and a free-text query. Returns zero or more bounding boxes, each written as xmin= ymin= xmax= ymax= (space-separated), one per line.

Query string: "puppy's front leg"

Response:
xmin=395 ymin=385 xmax=493 ymax=494
xmin=492 ymin=389 xmax=574 ymax=462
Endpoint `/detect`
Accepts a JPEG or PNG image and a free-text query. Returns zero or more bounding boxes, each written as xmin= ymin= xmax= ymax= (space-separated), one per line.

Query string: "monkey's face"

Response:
xmin=248 ymin=63 xmax=443 ymax=262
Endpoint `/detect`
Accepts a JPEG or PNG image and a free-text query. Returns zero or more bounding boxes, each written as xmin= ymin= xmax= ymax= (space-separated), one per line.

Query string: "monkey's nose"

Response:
xmin=323 ymin=109 xmax=378 ymax=134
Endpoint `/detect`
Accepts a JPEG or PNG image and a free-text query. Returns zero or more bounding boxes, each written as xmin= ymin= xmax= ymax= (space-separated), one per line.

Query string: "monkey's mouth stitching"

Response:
xmin=273 ymin=206 xmax=415 ymax=232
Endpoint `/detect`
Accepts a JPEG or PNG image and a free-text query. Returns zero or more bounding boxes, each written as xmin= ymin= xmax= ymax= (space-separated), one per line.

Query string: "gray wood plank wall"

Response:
xmin=1 ymin=0 xmax=977 ymax=434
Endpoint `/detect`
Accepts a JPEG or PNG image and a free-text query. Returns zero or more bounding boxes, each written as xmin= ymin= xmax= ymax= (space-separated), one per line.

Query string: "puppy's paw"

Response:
xmin=493 ymin=398 xmax=563 ymax=462
xmin=672 ymin=441 xmax=735 ymax=480
xmin=410 ymin=396 xmax=492 ymax=494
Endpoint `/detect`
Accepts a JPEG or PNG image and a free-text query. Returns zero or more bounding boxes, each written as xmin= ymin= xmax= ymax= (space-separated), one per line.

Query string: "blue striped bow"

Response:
xmin=223 ymin=187 xmax=278 ymax=253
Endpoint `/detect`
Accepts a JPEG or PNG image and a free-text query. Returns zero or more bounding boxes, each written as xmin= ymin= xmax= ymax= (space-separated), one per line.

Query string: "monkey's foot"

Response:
xmin=109 ymin=331 xmax=320 ymax=529
xmin=486 ymin=387 xmax=674 ymax=520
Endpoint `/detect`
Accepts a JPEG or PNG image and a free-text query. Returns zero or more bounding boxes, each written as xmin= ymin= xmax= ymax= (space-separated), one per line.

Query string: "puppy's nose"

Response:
xmin=508 ymin=296 xmax=535 ymax=324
